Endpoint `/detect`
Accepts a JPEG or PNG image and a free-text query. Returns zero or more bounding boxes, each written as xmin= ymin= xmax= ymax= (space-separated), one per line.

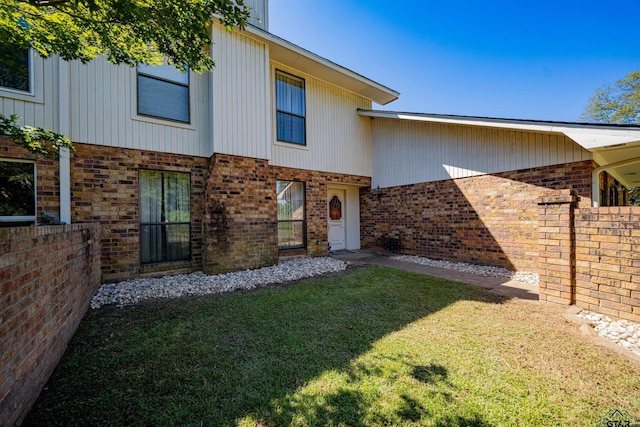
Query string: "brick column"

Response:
xmin=537 ymin=189 xmax=578 ymax=305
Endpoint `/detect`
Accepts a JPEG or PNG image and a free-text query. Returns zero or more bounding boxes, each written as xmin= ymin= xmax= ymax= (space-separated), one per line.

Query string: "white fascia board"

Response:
xmin=358 ymin=110 xmax=640 ymax=151
xmin=241 ymin=26 xmax=399 ymax=105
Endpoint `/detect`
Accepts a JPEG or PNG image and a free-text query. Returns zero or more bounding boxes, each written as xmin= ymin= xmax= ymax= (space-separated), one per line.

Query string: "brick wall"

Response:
xmin=537 ymin=190 xmax=578 ymax=305
xmin=0 ymin=224 xmax=101 ymax=427
xmin=361 ymin=161 xmax=594 ymax=271
xmin=574 ymin=207 xmax=640 ymax=322
xmin=203 ymin=153 xmax=370 ymax=274
xmin=70 ymin=143 xmax=208 ymax=282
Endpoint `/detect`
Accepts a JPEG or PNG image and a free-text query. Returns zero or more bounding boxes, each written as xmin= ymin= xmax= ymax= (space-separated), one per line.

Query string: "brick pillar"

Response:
xmin=537 ymin=189 xmax=578 ymax=305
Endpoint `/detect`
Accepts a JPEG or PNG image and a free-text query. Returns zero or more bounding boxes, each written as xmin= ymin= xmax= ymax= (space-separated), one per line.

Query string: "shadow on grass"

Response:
xmin=24 ymin=265 xmax=506 ymax=426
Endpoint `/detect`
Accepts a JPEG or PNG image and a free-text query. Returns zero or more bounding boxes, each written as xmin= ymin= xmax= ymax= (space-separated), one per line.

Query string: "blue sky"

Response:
xmin=269 ymin=0 xmax=640 ymax=122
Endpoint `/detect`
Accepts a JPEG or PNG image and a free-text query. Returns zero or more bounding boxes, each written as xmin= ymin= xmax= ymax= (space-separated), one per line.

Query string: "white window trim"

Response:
xmin=0 ymin=158 xmax=37 ymax=224
xmin=130 ymin=66 xmax=195 ymax=130
xmin=0 ymin=49 xmax=44 ymax=104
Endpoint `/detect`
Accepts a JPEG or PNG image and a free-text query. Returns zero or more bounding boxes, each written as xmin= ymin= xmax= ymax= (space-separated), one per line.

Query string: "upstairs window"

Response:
xmin=0 ymin=46 xmax=30 ymax=93
xmin=140 ymin=170 xmax=191 ymax=263
xmin=277 ymin=180 xmax=306 ymax=249
xmin=0 ymin=159 xmax=36 ymax=226
xmin=137 ymin=63 xmax=190 ymax=123
xmin=276 ymin=71 xmax=306 ymax=145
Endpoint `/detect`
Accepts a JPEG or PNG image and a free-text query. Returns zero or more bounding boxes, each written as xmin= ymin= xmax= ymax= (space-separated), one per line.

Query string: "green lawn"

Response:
xmin=24 ymin=266 xmax=640 ymax=426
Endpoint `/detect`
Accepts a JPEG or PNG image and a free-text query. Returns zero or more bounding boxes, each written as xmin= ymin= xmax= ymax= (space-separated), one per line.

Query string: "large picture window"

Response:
xmin=137 ymin=62 xmax=190 ymax=123
xmin=0 ymin=159 xmax=36 ymax=225
xmin=140 ymin=170 xmax=191 ymax=263
xmin=0 ymin=46 xmax=30 ymax=92
xmin=276 ymin=71 xmax=306 ymax=145
xmin=277 ymin=180 xmax=306 ymax=249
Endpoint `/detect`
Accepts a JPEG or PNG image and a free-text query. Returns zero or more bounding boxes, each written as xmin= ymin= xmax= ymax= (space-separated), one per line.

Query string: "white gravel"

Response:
xmin=577 ymin=311 xmax=640 ymax=356
xmin=392 ymin=255 xmax=540 ymax=285
xmin=91 ymin=257 xmax=347 ymax=309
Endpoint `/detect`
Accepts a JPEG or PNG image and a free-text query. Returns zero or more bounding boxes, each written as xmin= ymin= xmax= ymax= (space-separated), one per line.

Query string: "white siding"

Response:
xmin=270 ymin=63 xmax=373 ymax=177
xmin=372 ymin=118 xmax=593 ymax=188
xmin=0 ymin=54 xmax=57 ymax=131
xmin=67 ymin=56 xmax=210 ymax=157
xmin=245 ymin=0 xmax=268 ymax=30
xmin=211 ymin=26 xmax=270 ymax=159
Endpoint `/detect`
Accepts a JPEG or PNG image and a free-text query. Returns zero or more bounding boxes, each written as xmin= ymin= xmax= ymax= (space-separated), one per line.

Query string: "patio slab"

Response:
xmin=330 ymin=250 xmax=539 ymax=301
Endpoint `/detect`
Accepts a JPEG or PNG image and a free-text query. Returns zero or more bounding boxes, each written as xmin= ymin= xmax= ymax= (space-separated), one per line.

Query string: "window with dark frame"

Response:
xmin=0 ymin=46 xmax=30 ymax=92
xmin=277 ymin=180 xmax=306 ymax=249
xmin=137 ymin=63 xmax=190 ymax=123
xmin=139 ymin=170 xmax=191 ymax=263
xmin=276 ymin=70 xmax=306 ymax=145
xmin=0 ymin=159 xmax=36 ymax=226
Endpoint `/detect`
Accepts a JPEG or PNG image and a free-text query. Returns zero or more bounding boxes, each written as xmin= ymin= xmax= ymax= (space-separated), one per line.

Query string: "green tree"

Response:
xmin=0 ymin=0 xmax=250 ymax=155
xmin=580 ymin=70 xmax=640 ymax=124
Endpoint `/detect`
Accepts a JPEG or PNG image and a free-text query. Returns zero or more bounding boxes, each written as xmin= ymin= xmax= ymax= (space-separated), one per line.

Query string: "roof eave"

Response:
xmin=243 ymin=26 xmax=399 ymax=105
xmin=358 ymin=109 xmax=640 ymax=150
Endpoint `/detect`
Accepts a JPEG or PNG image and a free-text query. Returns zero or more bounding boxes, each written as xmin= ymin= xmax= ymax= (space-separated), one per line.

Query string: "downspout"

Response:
xmin=592 ymin=156 xmax=640 ymax=207
xmin=58 ymin=58 xmax=71 ymax=223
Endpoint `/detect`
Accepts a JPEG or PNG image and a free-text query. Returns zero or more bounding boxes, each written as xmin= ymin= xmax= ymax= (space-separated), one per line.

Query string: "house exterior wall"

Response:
xmin=371 ymin=118 xmax=593 ymax=188
xmin=204 ymin=152 xmax=370 ymax=274
xmin=269 ymin=63 xmax=373 ymax=176
xmin=0 ymin=53 xmax=58 ymax=131
xmin=0 ymin=137 xmax=60 ymax=221
xmin=211 ymin=25 xmax=271 ymax=159
xmin=361 ymin=160 xmax=595 ymax=272
xmin=69 ymin=143 xmax=208 ymax=282
xmin=67 ymin=57 xmax=212 ymax=156
xmin=0 ymin=54 xmax=212 ymax=157
xmin=244 ymin=0 xmax=269 ymax=30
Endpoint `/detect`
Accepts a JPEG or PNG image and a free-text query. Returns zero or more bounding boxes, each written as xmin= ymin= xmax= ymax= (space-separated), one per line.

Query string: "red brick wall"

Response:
xmin=574 ymin=207 xmax=640 ymax=322
xmin=0 ymin=224 xmax=101 ymax=427
xmin=70 ymin=143 xmax=208 ymax=282
xmin=361 ymin=161 xmax=594 ymax=271
xmin=0 ymin=137 xmax=60 ymax=219
xmin=203 ymin=153 xmax=370 ymax=274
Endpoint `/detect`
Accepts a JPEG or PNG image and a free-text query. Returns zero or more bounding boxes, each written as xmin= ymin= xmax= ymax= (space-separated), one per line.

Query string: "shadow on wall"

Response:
xmin=361 ymin=160 xmax=594 ymax=272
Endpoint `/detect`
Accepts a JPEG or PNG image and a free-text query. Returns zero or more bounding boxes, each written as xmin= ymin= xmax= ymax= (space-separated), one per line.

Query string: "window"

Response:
xmin=277 ymin=180 xmax=305 ymax=249
xmin=0 ymin=46 xmax=30 ymax=92
xmin=137 ymin=62 xmax=189 ymax=123
xmin=276 ymin=71 xmax=306 ymax=145
xmin=140 ymin=170 xmax=191 ymax=263
xmin=0 ymin=159 xmax=36 ymax=225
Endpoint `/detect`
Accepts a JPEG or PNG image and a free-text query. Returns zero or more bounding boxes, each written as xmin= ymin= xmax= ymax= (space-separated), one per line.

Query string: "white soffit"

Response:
xmin=358 ymin=110 xmax=640 ymax=150
xmin=243 ymin=26 xmax=400 ymax=105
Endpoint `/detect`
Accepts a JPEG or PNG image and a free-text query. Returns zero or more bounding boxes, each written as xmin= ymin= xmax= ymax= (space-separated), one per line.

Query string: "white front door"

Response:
xmin=328 ymin=189 xmax=346 ymax=251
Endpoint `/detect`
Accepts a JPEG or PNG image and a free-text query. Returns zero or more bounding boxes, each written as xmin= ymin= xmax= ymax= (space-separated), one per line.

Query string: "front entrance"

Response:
xmin=328 ymin=189 xmax=346 ymax=251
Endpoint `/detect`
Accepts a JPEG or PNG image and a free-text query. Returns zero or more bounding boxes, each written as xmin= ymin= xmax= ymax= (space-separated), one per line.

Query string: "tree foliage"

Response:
xmin=0 ymin=0 xmax=250 ymax=73
xmin=581 ymin=70 xmax=640 ymax=124
xmin=0 ymin=0 xmax=249 ymax=155
xmin=0 ymin=114 xmax=73 ymax=156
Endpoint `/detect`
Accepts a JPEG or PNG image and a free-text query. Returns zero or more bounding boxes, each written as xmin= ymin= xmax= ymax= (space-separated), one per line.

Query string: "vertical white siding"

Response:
xmin=211 ymin=25 xmax=270 ymax=159
xmin=66 ymin=56 xmax=210 ymax=157
xmin=0 ymin=54 xmax=57 ymax=131
xmin=371 ymin=118 xmax=593 ymax=188
xmin=245 ymin=0 xmax=268 ymax=30
xmin=270 ymin=63 xmax=373 ymax=177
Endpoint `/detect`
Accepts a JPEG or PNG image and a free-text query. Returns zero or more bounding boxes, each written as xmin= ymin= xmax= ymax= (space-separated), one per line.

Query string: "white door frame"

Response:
xmin=327 ymin=188 xmax=347 ymax=251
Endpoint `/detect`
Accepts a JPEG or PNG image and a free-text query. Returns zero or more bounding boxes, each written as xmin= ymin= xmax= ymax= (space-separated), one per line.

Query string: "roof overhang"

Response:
xmin=242 ymin=26 xmax=399 ymax=105
xmin=359 ymin=109 xmax=640 ymax=188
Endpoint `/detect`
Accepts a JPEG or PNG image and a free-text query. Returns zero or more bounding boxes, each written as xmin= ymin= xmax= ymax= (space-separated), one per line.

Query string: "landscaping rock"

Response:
xmin=91 ymin=257 xmax=347 ymax=309
xmin=577 ymin=311 xmax=640 ymax=357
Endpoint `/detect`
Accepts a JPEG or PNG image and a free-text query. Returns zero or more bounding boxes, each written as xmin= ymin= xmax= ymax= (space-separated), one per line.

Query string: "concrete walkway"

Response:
xmin=329 ymin=250 xmax=539 ymax=301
